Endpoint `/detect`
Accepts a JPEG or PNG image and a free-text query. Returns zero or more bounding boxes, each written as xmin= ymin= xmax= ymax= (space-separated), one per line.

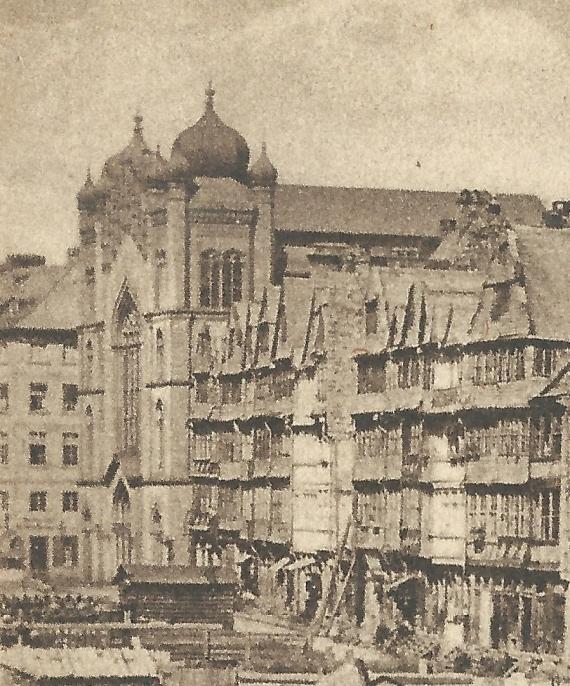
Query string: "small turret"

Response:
xmin=249 ymin=142 xmax=278 ymax=188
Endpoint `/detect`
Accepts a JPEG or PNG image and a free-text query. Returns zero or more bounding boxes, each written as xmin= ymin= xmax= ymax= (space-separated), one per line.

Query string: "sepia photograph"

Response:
xmin=1 ymin=0 xmax=569 ymax=683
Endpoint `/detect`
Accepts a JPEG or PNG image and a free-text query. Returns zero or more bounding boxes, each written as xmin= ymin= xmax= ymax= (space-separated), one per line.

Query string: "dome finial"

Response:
xmin=133 ymin=112 xmax=143 ymax=138
xmin=205 ymin=81 xmax=215 ymax=112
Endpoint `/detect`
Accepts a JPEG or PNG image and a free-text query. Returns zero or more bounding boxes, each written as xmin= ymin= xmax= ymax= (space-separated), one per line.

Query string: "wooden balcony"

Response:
xmin=465 ymin=455 xmax=529 ymax=484
xmin=269 ymin=456 xmax=292 ymax=479
xmin=401 ymin=455 xmax=428 ymax=483
xmin=466 ymin=536 xmax=559 ymax=571
xmin=529 ymin=459 xmax=560 ymax=482
xmin=189 ymin=461 xmax=220 ymax=479
xmin=354 ymin=525 xmax=386 ymax=550
xmin=252 ymin=518 xmax=270 ymax=541
xmin=353 ymin=456 xmax=401 ymax=482
xmin=252 ymin=459 xmax=270 ymax=479
xmin=218 ymin=514 xmax=245 ymax=532
xmin=269 ymin=520 xmax=292 ymax=544
xmin=219 ymin=461 xmax=251 ymax=481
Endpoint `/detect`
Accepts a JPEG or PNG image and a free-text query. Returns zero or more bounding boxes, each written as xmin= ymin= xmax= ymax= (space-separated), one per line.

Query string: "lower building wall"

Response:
xmin=357 ymin=556 xmax=566 ymax=655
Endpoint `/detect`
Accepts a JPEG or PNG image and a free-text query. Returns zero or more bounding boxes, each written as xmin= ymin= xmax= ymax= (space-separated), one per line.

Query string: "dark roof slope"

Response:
xmin=515 ymin=226 xmax=570 ymax=340
xmin=274 ymin=185 xmax=544 ymax=238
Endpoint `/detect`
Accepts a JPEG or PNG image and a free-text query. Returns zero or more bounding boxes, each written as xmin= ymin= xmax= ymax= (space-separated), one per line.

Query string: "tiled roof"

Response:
xmin=12 ymin=258 xmax=82 ymax=331
xmin=515 ymin=226 xmax=570 ymax=340
xmin=0 ymin=263 xmax=67 ymax=327
xmin=0 ymin=647 xmax=169 ymax=679
xmin=189 ymin=177 xmax=254 ymax=210
xmin=274 ymin=185 xmax=544 ymax=237
xmin=115 ymin=564 xmax=238 ymax=586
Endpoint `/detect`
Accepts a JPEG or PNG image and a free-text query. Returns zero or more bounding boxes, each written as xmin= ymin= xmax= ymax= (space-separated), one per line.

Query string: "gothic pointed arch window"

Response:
xmin=222 ymin=251 xmax=243 ymax=307
xmin=112 ymin=480 xmax=131 ymax=566
xmin=115 ymin=288 xmax=141 ymax=455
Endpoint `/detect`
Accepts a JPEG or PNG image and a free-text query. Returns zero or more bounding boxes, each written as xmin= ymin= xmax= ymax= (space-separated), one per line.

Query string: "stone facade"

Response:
xmin=3 ymin=86 xmax=570 ymax=654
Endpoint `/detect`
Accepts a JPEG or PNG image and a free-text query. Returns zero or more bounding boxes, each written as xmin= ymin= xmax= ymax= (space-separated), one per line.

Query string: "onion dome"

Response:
xmin=170 ymin=84 xmax=250 ymax=183
xmin=249 ymin=142 xmax=278 ymax=187
xmin=101 ymin=114 xmax=151 ymax=181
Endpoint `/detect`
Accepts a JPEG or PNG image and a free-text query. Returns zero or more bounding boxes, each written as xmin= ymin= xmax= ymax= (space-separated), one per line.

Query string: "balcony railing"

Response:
xmin=353 ymin=455 xmax=401 ymax=482
xmin=269 ymin=457 xmax=292 ymax=479
xmin=219 ymin=461 xmax=251 ymax=481
xmin=465 ymin=455 xmax=529 ymax=484
xmin=218 ymin=513 xmax=245 ymax=532
xmin=189 ymin=461 xmax=220 ymax=478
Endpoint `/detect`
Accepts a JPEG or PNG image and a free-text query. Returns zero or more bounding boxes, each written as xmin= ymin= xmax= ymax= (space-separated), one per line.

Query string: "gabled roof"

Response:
xmin=468 ymin=225 xmax=570 ymax=343
xmin=274 ymin=185 xmax=544 ymax=238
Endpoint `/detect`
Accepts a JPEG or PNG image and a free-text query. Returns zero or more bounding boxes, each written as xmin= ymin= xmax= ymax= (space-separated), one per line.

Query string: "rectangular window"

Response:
xmin=53 ymin=535 xmax=79 ymax=567
xmin=29 ymin=383 xmax=47 ymax=412
xmin=0 ymin=384 xmax=8 ymax=413
xmin=537 ymin=490 xmax=560 ymax=542
xmin=533 ymin=347 xmax=556 ymax=378
xmin=221 ymin=376 xmax=242 ymax=404
xmin=29 ymin=491 xmax=47 ymax=512
xmin=62 ymin=384 xmax=78 ymax=412
xmin=62 ymin=432 xmax=79 ymax=466
xmin=29 ymin=432 xmax=46 ymax=465
xmin=195 ymin=377 xmax=209 ymax=404
xmin=62 ymin=491 xmax=78 ymax=512
xmin=357 ymin=359 xmax=386 ymax=394
xmin=0 ymin=431 xmax=7 ymax=465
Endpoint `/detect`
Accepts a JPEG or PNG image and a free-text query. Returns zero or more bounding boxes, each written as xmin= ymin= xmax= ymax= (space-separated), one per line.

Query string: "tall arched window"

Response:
xmin=112 ymin=480 xmax=131 ymax=566
xmin=155 ymin=329 xmax=165 ymax=378
xmin=85 ymin=405 xmax=94 ymax=464
xmin=200 ymin=249 xmax=243 ymax=309
xmin=222 ymin=251 xmax=243 ymax=307
xmin=116 ymin=289 xmax=141 ymax=455
xmin=156 ymin=399 xmax=165 ymax=470
xmin=200 ymin=250 xmax=221 ymax=308
xmin=85 ymin=340 xmax=94 ymax=382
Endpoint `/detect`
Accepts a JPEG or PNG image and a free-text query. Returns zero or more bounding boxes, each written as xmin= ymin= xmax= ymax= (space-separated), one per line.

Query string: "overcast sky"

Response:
xmin=1 ymin=0 xmax=570 ymax=263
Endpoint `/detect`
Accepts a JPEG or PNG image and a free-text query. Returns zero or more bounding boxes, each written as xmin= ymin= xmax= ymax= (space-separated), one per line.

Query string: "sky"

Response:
xmin=1 ymin=0 xmax=570 ymax=263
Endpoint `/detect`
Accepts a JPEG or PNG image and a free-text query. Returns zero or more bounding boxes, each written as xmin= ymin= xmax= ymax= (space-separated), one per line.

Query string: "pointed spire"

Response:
xmin=133 ymin=112 xmax=144 ymax=141
xmin=205 ymin=81 xmax=215 ymax=113
xmin=84 ymin=167 xmax=94 ymax=188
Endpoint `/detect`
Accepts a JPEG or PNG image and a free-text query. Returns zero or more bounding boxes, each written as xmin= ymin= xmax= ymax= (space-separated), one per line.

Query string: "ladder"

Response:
xmin=308 ymin=516 xmax=355 ymax=641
